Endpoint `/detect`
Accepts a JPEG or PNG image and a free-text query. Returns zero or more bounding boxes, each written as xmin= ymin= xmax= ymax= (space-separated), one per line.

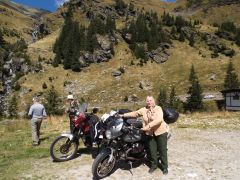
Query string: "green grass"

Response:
xmin=0 ymin=119 xmax=62 ymax=179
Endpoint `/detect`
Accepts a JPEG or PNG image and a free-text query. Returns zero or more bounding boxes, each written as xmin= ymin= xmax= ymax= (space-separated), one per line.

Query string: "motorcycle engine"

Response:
xmin=129 ymin=143 xmax=145 ymax=155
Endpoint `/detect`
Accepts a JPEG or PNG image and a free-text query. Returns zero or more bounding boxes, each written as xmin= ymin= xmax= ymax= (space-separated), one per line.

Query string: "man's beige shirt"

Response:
xmin=124 ymin=105 xmax=167 ymax=136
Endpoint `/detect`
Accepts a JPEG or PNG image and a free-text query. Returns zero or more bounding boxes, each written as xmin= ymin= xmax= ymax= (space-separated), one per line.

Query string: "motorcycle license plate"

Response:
xmin=99 ymin=135 xmax=103 ymax=139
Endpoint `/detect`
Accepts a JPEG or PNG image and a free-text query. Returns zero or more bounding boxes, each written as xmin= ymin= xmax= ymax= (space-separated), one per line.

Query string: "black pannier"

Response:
xmin=163 ymin=108 xmax=179 ymax=124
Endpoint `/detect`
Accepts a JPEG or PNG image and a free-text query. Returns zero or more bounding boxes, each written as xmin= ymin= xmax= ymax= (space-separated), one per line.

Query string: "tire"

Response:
xmin=92 ymin=149 xmax=116 ymax=179
xmin=50 ymin=135 xmax=78 ymax=162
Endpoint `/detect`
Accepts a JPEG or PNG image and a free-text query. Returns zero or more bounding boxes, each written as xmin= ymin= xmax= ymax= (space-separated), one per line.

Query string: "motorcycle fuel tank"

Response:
xmin=123 ymin=129 xmax=142 ymax=143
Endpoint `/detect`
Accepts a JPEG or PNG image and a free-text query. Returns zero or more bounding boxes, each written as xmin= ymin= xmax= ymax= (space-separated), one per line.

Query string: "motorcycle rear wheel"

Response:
xmin=50 ymin=136 xmax=78 ymax=162
xmin=92 ymin=150 xmax=116 ymax=179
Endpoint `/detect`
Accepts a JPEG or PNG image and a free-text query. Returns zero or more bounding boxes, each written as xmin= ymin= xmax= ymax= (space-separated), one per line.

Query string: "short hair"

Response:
xmin=33 ymin=96 xmax=40 ymax=102
xmin=146 ymin=96 xmax=156 ymax=105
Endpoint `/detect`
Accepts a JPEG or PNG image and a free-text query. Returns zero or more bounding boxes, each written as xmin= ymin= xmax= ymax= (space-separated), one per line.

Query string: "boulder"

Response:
xmin=209 ymin=74 xmax=216 ymax=81
xmin=139 ymin=80 xmax=152 ymax=90
xmin=222 ymin=49 xmax=235 ymax=57
xmin=20 ymin=87 xmax=32 ymax=96
xmin=149 ymin=47 xmax=169 ymax=63
xmin=181 ymin=27 xmax=197 ymax=39
xmin=96 ymin=34 xmax=111 ymax=51
xmin=112 ymin=70 xmax=122 ymax=77
xmin=130 ymin=94 xmax=139 ymax=102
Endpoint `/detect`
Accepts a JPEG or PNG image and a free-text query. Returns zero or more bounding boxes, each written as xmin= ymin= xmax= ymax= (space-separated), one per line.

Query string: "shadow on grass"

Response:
xmin=52 ymin=146 xmax=100 ymax=163
xmin=76 ymin=147 xmax=100 ymax=159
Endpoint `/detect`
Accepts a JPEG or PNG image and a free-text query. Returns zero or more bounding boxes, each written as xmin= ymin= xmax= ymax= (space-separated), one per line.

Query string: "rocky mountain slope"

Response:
xmin=0 ymin=0 xmax=240 ymax=116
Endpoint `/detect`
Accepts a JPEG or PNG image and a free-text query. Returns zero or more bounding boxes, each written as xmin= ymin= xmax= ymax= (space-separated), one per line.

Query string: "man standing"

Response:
xmin=120 ymin=96 xmax=168 ymax=175
xmin=28 ymin=96 xmax=47 ymax=146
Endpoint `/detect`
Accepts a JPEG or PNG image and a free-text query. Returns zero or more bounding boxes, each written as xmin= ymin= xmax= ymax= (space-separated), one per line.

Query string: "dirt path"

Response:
xmin=21 ymin=127 xmax=240 ymax=180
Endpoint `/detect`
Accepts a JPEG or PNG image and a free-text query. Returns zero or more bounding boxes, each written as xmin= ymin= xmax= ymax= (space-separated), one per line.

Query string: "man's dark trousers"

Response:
xmin=147 ymin=132 xmax=168 ymax=170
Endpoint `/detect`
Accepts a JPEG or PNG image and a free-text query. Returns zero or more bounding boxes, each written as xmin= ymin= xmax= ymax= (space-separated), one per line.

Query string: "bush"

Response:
xmin=42 ymin=82 xmax=47 ymax=89
xmin=203 ymin=100 xmax=219 ymax=112
xmin=14 ymin=82 xmax=21 ymax=91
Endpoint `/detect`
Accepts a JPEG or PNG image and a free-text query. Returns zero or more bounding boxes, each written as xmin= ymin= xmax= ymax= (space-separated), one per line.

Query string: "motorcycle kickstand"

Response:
xmin=128 ymin=161 xmax=133 ymax=176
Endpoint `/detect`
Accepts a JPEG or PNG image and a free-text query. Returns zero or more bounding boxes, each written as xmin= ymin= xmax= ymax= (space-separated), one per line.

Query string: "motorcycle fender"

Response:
xmin=100 ymin=147 xmax=115 ymax=163
xmin=61 ymin=133 xmax=74 ymax=141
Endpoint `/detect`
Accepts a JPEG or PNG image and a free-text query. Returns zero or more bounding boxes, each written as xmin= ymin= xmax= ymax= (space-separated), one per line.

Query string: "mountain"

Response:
xmin=0 ymin=0 xmax=63 ymax=42
xmin=0 ymin=0 xmax=240 ymax=116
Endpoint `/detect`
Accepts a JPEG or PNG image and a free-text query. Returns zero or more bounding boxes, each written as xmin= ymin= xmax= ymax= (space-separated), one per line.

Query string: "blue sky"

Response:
xmin=11 ymin=0 xmax=70 ymax=12
xmin=11 ymin=0 xmax=176 ymax=12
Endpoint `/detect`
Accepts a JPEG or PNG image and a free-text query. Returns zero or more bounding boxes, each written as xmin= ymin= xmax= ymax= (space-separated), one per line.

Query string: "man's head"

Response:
xmin=92 ymin=107 xmax=99 ymax=114
xmin=146 ymin=96 xmax=155 ymax=108
xmin=33 ymin=96 xmax=40 ymax=103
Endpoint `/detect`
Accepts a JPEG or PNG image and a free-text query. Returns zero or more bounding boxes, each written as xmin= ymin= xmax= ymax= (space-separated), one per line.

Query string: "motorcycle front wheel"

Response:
xmin=92 ymin=150 xmax=116 ymax=179
xmin=50 ymin=135 xmax=78 ymax=162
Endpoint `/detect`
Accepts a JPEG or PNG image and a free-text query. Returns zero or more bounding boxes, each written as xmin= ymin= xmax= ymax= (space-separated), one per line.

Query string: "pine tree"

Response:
xmin=189 ymin=64 xmax=197 ymax=82
xmin=106 ymin=15 xmax=116 ymax=34
xmin=0 ymin=31 xmax=6 ymax=48
xmin=8 ymin=95 xmax=18 ymax=118
xmin=169 ymin=86 xmax=177 ymax=108
xmin=236 ymin=31 xmax=240 ymax=46
xmin=42 ymin=82 xmax=47 ymax=89
xmin=224 ymin=60 xmax=240 ymax=90
xmin=148 ymin=35 xmax=158 ymax=51
xmin=186 ymin=65 xmax=203 ymax=111
xmin=44 ymin=86 xmax=63 ymax=115
xmin=129 ymin=2 xmax=134 ymax=11
xmin=189 ymin=33 xmax=195 ymax=47
xmin=179 ymin=31 xmax=185 ymax=42
xmin=134 ymin=45 xmax=147 ymax=61
xmin=115 ymin=0 xmax=127 ymax=11
xmin=157 ymin=88 xmax=168 ymax=108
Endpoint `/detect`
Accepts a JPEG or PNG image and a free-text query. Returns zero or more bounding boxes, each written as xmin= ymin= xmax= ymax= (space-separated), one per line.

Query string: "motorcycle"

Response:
xmin=92 ymin=110 xmax=146 ymax=179
xmin=50 ymin=104 xmax=101 ymax=162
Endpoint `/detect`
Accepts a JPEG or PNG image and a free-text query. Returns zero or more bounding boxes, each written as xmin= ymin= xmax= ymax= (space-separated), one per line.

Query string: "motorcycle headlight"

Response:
xmin=105 ymin=130 xmax=112 ymax=139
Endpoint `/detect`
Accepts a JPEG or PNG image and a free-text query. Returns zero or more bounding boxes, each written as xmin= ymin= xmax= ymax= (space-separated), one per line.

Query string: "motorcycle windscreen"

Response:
xmin=78 ymin=103 xmax=88 ymax=113
xmin=109 ymin=118 xmax=123 ymax=138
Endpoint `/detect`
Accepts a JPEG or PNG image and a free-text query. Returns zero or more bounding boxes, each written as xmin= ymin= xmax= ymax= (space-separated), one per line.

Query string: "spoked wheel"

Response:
xmin=50 ymin=136 xmax=78 ymax=162
xmin=92 ymin=150 xmax=116 ymax=179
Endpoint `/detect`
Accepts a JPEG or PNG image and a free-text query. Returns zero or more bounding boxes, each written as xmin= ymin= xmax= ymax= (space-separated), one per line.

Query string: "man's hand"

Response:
xmin=43 ymin=118 xmax=47 ymax=128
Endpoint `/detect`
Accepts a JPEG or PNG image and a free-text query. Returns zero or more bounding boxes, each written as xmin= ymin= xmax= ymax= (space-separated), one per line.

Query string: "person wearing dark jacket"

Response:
xmin=88 ymin=107 xmax=99 ymax=145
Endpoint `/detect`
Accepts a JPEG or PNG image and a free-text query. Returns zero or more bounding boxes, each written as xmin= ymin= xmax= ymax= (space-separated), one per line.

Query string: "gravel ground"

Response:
xmin=22 ymin=127 xmax=240 ymax=180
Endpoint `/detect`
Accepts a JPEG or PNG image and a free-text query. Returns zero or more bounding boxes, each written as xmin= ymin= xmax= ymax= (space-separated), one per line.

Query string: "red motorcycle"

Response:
xmin=50 ymin=104 xmax=98 ymax=162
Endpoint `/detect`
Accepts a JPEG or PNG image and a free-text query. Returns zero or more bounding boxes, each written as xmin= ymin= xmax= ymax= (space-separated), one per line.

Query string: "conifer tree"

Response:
xmin=169 ymin=86 xmax=177 ymax=108
xmin=44 ymin=86 xmax=63 ymax=115
xmin=224 ymin=60 xmax=240 ymax=90
xmin=189 ymin=33 xmax=195 ymax=47
xmin=236 ymin=31 xmax=240 ymax=46
xmin=8 ymin=95 xmax=18 ymax=118
xmin=115 ymin=0 xmax=127 ymax=11
xmin=179 ymin=30 xmax=185 ymax=42
xmin=157 ymin=88 xmax=168 ymax=108
xmin=134 ymin=45 xmax=147 ymax=61
xmin=0 ymin=31 xmax=6 ymax=48
xmin=129 ymin=2 xmax=134 ymax=11
xmin=189 ymin=64 xmax=197 ymax=82
xmin=106 ymin=15 xmax=116 ymax=34
xmin=186 ymin=65 xmax=203 ymax=111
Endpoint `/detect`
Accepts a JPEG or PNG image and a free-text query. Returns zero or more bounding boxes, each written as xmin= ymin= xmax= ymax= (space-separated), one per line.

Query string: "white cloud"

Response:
xmin=55 ymin=0 xmax=70 ymax=7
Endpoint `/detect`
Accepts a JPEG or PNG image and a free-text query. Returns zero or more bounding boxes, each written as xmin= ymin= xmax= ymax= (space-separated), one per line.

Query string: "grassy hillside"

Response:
xmin=1 ymin=0 xmax=240 ymax=113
